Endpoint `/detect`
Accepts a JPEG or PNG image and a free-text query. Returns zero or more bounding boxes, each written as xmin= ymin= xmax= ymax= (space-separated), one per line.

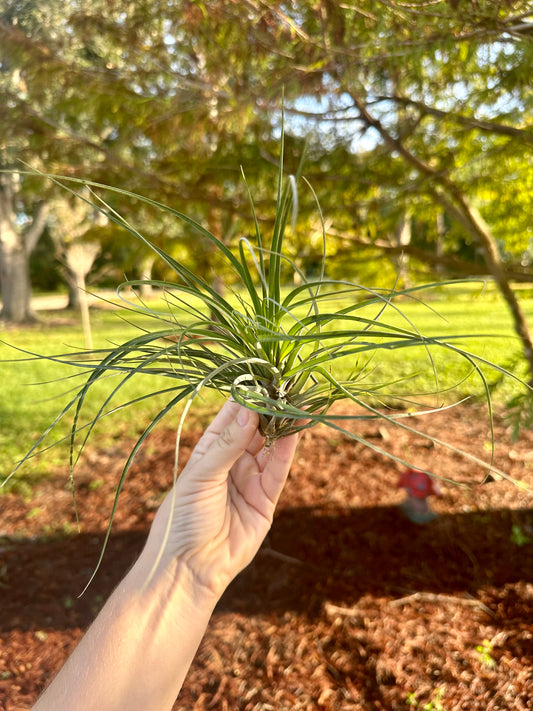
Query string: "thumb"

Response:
xmin=197 ymin=404 xmax=259 ymax=474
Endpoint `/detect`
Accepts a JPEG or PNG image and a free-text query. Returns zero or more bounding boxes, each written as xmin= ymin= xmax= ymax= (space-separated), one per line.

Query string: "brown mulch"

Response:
xmin=1 ymin=404 xmax=532 ymax=710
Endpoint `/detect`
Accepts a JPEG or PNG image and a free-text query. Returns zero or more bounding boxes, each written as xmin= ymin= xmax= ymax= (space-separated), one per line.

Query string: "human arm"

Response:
xmin=31 ymin=400 xmax=298 ymax=711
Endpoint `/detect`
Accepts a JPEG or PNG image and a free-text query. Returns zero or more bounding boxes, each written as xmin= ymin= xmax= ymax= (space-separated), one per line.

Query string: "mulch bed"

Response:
xmin=1 ymin=404 xmax=532 ymax=710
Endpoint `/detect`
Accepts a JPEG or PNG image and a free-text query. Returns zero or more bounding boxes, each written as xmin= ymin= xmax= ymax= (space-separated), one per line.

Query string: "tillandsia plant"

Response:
xmin=3 ymin=141 xmax=530 ymax=583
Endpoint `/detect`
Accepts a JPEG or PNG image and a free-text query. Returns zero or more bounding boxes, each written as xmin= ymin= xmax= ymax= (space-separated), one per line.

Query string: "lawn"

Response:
xmin=1 ymin=282 xmax=531 ymax=489
xmin=0 ymin=298 xmax=218 ymax=489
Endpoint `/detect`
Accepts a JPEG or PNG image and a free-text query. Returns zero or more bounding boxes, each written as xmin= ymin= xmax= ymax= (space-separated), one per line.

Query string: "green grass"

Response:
xmin=1 ymin=283 xmax=531 ymax=490
xmin=346 ymin=287 xmax=532 ymax=404
xmin=0 ymin=303 xmax=215 ymax=488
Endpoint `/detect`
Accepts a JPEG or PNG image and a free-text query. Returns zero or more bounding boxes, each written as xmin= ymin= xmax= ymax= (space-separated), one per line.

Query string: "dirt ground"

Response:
xmin=1 ymin=403 xmax=532 ymax=710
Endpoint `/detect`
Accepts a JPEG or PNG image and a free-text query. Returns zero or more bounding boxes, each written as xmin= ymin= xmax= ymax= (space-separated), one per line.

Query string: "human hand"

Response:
xmin=30 ymin=400 xmax=298 ymax=711
xmin=142 ymin=399 xmax=299 ymax=597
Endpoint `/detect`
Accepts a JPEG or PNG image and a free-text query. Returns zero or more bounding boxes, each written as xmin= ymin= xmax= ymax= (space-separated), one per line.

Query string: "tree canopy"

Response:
xmin=1 ymin=1 xmax=532 ymax=369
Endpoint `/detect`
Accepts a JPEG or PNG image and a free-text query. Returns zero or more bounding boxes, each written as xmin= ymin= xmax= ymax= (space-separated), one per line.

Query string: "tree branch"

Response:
xmin=379 ymin=95 xmax=533 ymax=145
xmin=327 ymin=228 xmax=533 ymax=283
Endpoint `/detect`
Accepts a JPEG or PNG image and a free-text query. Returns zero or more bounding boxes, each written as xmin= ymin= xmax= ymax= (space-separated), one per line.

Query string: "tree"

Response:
xmin=48 ymin=193 xmax=107 ymax=346
xmin=0 ymin=172 xmax=48 ymax=322
xmin=0 ymin=0 xmax=287 ymax=319
xmin=2 ymin=0 xmax=533 ymax=381
xmin=222 ymin=0 xmax=533 ymax=377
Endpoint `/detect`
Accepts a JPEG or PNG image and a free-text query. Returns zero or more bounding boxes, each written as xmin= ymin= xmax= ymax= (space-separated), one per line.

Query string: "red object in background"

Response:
xmin=397 ymin=468 xmax=441 ymax=499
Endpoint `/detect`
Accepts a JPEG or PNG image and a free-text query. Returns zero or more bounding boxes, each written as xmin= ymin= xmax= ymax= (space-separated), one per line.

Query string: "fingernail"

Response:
xmin=237 ymin=407 xmax=250 ymax=426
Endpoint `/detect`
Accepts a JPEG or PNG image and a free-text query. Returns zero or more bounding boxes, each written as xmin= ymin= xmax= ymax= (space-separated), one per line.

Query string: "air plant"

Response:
xmin=3 ymin=140 xmax=529 ymax=585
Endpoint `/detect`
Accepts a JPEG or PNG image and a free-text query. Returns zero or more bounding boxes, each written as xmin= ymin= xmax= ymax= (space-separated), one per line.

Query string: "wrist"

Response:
xmin=130 ymin=544 xmax=221 ymax=614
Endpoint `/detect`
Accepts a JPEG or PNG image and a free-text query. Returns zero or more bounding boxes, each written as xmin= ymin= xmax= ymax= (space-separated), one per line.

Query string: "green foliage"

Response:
xmin=0 ymin=307 xmax=178 ymax=486
xmin=2 ymin=0 xmax=533 ymax=288
xmin=505 ymin=389 xmax=533 ymax=441
xmin=475 ymin=639 xmax=497 ymax=670
xmin=406 ymin=687 xmax=444 ymax=711
xmin=510 ymin=524 xmax=532 ymax=547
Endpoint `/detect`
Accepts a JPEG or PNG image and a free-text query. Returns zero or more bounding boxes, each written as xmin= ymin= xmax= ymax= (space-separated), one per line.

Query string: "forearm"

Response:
xmin=32 ymin=551 xmax=218 ymax=711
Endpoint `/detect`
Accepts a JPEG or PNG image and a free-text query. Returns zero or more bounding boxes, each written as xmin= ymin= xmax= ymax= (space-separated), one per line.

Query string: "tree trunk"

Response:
xmin=75 ymin=272 xmax=93 ymax=350
xmin=435 ymin=192 xmax=533 ymax=382
xmin=66 ymin=277 xmax=82 ymax=310
xmin=139 ymin=253 xmax=156 ymax=299
xmin=0 ymin=236 xmax=35 ymax=322
xmin=393 ymin=212 xmax=412 ymax=289
xmin=0 ymin=174 xmax=48 ymax=323
xmin=63 ymin=241 xmax=100 ymax=349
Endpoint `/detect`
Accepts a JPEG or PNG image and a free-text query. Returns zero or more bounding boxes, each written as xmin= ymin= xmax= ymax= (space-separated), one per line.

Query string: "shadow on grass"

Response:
xmin=1 ymin=505 xmax=532 ymax=632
